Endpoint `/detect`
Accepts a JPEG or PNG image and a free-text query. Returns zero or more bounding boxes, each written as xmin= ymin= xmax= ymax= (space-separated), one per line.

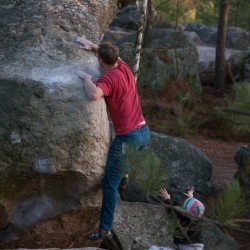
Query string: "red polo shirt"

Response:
xmin=96 ymin=59 xmax=145 ymax=135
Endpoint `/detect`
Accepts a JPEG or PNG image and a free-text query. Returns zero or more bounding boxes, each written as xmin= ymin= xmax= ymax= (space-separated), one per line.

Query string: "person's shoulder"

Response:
xmin=118 ymin=58 xmax=127 ymax=66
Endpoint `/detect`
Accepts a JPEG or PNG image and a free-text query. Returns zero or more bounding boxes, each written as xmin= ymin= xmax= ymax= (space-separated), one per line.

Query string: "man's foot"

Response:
xmin=118 ymin=171 xmax=129 ymax=191
xmin=89 ymin=229 xmax=112 ymax=241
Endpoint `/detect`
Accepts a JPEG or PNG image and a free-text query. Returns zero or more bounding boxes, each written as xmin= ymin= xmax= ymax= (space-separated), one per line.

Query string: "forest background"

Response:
xmin=152 ymin=0 xmax=250 ymax=31
xmin=115 ymin=0 xmax=250 ymax=141
xmin=113 ymin=1 xmax=250 ymax=249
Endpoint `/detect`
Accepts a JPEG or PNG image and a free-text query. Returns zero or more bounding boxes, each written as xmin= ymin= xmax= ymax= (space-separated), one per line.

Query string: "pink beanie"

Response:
xmin=182 ymin=198 xmax=205 ymax=218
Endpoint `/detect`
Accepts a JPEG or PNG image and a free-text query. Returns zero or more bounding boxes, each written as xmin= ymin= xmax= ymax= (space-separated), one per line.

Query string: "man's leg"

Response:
xmin=89 ymin=125 xmax=150 ymax=240
xmin=118 ymin=125 xmax=150 ymax=192
xmin=89 ymin=137 xmax=126 ymax=241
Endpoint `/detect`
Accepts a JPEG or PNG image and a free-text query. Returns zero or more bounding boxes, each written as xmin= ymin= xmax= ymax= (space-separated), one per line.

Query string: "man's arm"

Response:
xmin=75 ymin=36 xmax=103 ymax=100
xmin=77 ymin=71 xmax=104 ymax=101
xmin=75 ymin=37 xmax=99 ymax=51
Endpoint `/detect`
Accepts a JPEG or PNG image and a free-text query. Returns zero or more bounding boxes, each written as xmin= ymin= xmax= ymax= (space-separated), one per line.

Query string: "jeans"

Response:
xmin=99 ymin=124 xmax=150 ymax=230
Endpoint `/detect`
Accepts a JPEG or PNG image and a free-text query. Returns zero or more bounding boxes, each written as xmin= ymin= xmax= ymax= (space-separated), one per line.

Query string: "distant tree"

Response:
xmin=142 ymin=0 xmax=154 ymax=48
xmin=214 ymin=0 xmax=230 ymax=89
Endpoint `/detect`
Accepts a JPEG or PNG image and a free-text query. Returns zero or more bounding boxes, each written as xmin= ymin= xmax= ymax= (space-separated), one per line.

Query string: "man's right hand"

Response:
xmin=75 ymin=37 xmax=98 ymax=51
xmin=77 ymin=71 xmax=92 ymax=80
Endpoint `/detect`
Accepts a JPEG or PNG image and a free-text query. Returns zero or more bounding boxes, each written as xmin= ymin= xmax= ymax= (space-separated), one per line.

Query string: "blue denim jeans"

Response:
xmin=99 ymin=124 xmax=150 ymax=230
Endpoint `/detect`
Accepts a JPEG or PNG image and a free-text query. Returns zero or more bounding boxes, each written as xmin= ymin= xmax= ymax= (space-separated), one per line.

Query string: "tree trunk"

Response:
xmin=235 ymin=2 xmax=240 ymax=26
xmin=142 ymin=0 xmax=154 ymax=48
xmin=132 ymin=0 xmax=148 ymax=82
xmin=214 ymin=1 xmax=230 ymax=89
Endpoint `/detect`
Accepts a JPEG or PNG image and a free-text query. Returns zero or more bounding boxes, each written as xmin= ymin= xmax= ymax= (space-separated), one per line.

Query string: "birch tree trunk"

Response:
xmin=132 ymin=0 xmax=148 ymax=82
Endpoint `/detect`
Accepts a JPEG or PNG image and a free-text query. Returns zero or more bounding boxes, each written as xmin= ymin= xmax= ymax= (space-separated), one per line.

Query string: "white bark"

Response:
xmin=132 ymin=0 xmax=148 ymax=82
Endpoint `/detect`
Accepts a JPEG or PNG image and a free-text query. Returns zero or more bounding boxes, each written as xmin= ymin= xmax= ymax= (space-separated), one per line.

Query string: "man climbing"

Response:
xmin=75 ymin=36 xmax=150 ymax=241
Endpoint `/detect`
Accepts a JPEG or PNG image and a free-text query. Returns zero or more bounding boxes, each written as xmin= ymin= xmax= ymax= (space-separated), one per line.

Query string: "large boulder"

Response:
xmin=102 ymin=28 xmax=136 ymax=43
xmin=226 ymin=26 xmax=250 ymax=50
xmin=245 ymin=52 xmax=250 ymax=82
xmin=101 ymin=201 xmax=175 ymax=250
xmin=234 ymin=144 xmax=250 ymax=189
xmin=203 ymin=225 xmax=238 ymax=250
xmin=115 ymin=28 xmax=201 ymax=96
xmin=108 ymin=4 xmax=140 ymax=31
xmin=228 ymin=48 xmax=250 ymax=81
xmin=185 ymin=23 xmax=217 ymax=46
xmin=120 ymin=132 xmax=215 ymax=205
xmin=185 ymin=22 xmax=250 ymax=50
xmin=0 ymin=0 xmax=117 ymax=248
xmin=101 ymin=201 xmax=238 ymax=250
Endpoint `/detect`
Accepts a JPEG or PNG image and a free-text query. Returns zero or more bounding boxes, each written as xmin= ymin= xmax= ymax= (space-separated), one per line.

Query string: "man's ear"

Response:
xmin=98 ymin=58 xmax=104 ymax=66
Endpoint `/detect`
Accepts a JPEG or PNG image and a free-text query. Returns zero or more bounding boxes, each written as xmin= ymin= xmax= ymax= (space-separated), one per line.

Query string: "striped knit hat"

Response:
xmin=182 ymin=198 xmax=205 ymax=218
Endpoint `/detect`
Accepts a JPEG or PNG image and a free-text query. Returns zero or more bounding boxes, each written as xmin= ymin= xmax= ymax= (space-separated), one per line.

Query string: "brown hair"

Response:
xmin=97 ymin=42 xmax=119 ymax=65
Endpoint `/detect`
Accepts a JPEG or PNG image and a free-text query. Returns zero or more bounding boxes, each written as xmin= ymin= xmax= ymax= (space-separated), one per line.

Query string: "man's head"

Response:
xmin=182 ymin=197 xmax=205 ymax=218
xmin=97 ymin=42 xmax=119 ymax=65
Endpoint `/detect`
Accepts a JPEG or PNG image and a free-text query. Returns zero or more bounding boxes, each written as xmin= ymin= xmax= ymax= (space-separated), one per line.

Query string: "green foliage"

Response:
xmin=152 ymin=0 xmax=250 ymax=29
xmin=206 ymin=179 xmax=250 ymax=225
xmin=224 ymin=82 xmax=250 ymax=133
xmin=153 ymin=0 xmax=201 ymax=23
xmin=125 ymin=145 xmax=172 ymax=195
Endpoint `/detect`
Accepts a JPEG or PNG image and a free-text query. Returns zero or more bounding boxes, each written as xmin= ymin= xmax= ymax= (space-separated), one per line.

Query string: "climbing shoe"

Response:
xmin=118 ymin=171 xmax=129 ymax=191
xmin=89 ymin=229 xmax=112 ymax=241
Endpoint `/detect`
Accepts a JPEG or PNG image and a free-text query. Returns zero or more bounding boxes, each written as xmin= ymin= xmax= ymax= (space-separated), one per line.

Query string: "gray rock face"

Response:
xmin=185 ymin=22 xmax=250 ymax=50
xmin=234 ymin=144 xmax=250 ymax=188
xmin=245 ymin=52 xmax=250 ymax=82
xmin=108 ymin=4 xmax=140 ymax=31
xmin=203 ymin=225 xmax=239 ymax=250
xmin=115 ymin=28 xmax=201 ymax=95
xmin=185 ymin=23 xmax=217 ymax=46
xmin=101 ymin=201 xmax=175 ymax=250
xmin=121 ymin=132 xmax=215 ymax=205
xmin=226 ymin=26 xmax=250 ymax=50
xmin=102 ymin=28 xmax=136 ymax=43
xmin=0 ymin=0 xmax=117 ymax=248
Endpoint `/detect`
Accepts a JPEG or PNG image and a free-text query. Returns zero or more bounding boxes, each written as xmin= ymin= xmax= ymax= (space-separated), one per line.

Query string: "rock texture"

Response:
xmin=0 ymin=0 xmax=117 ymax=248
xmin=101 ymin=201 xmax=175 ymax=250
xmin=115 ymin=28 xmax=201 ymax=95
xmin=120 ymin=132 xmax=215 ymax=205
xmin=203 ymin=225 xmax=239 ymax=250
xmin=185 ymin=22 xmax=250 ymax=50
xmin=245 ymin=52 xmax=250 ymax=82
xmin=234 ymin=144 xmax=250 ymax=189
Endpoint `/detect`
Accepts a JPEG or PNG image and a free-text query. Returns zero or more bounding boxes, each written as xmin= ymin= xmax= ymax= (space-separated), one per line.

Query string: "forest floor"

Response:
xmin=138 ymin=55 xmax=250 ymax=249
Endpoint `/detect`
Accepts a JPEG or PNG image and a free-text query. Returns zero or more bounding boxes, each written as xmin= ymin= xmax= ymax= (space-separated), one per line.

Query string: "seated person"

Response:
xmin=150 ymin=188 xmax=205 ymax=250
